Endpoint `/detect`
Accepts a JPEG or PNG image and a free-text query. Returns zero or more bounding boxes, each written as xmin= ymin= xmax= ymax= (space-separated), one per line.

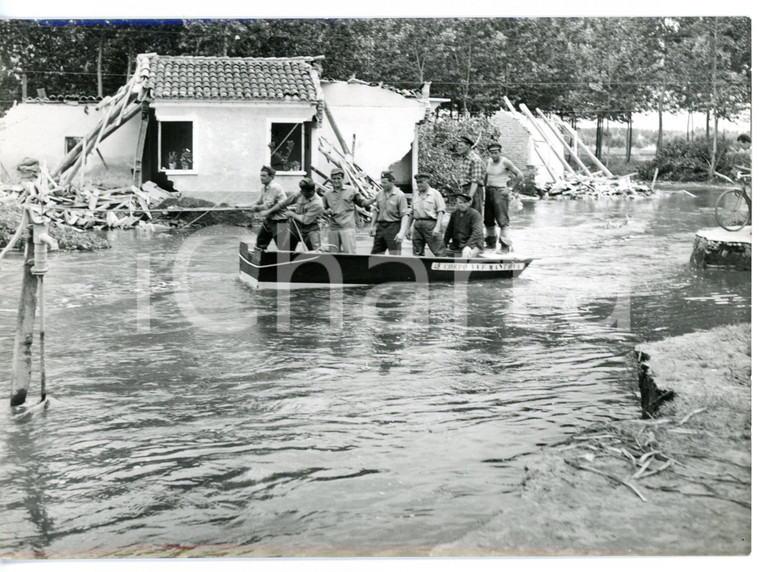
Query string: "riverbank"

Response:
xmin=432 ymin=323 xmax=751 ymax=556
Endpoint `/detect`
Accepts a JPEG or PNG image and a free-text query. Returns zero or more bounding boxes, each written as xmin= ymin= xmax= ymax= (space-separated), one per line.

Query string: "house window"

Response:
xmin=269 ymin=123 xmax=304 ymax=171
xmin=160 ymin=121 xmax=193 ymax=170
xmin=65 ymin=136 xmax=82 ymax=154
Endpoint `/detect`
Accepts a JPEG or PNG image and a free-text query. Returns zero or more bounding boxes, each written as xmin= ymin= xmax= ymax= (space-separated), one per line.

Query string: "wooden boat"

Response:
xmin=239 ymin=241 xmax=532 ymax=289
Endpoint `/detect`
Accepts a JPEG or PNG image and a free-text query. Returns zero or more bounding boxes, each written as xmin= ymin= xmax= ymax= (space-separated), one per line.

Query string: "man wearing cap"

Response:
xmin=251 ymin=165 xmax=290 ymax=250
xmin=456 ymin=134 xmax=486 ymax=215
xmin=484 ymin=141 xmax=524 ymax=252
xmin=370 ymin=171 xmax=411 ymax=255
xmin=283 ymin=177 xmax=324 ymax=251
xmin=443 ymin=193 xmax=484 ymax=259
xmin=410 ymin=172 xmax=446 ymax=257
xmin=322 ymin=167 xmax=375 ymax=253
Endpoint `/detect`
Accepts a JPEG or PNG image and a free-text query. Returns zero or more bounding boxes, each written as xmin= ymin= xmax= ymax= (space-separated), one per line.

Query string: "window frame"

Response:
xmin=158 ymin=118 xmax=197 ymax=175
xmin=64 ymin=136 xmax=83 ymax=155
xmin=267 ymin=119 xmax=306 ymax=175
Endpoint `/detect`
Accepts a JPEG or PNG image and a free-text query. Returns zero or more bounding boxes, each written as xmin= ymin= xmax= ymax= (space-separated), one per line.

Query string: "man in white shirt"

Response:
xmin=484 ymin=142 xmax=523 ymax=252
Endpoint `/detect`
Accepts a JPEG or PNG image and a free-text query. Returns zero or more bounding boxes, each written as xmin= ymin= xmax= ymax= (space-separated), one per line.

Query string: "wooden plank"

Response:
xmin=323 ymin=103 xmax=351 ymax=155
xmin=536 ymin=108 xmax=592 ymax=176
xmin=503 ymin=95 xmax=518 ymax=113
xmin=132 ymin=105 xmax=150 ymax=186
xmin=519 ymin=103 xmax=575 ymax=176
xmin=556 ymin=119 xmax=614 ymax=177
xmin=60 ymin=102 xmax=142 ymax=186
xmin=10 ymin=234 xmax=38 ymax=406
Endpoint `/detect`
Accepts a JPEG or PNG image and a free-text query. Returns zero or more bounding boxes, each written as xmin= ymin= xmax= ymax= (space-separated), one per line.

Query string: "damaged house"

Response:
xmin=0 ymin=54 xmax=444 ymax=203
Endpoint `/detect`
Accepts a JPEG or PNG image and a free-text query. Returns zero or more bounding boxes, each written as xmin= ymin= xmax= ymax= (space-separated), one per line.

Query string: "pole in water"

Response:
xmin=10 ymin=231 xmax=37 ymax=407
xmin=30 ymin=219 xmax=56 ymax=403
xmin=38 ymin=275 xmax=46 ymax=401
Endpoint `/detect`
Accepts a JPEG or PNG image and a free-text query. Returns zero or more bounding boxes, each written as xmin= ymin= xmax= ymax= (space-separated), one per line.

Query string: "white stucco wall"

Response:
xmin=0 ymin=102 xmax=140 ymax=180
xmin=152 ymin=102 xmax=317 ymax=201
xmin=320 ymin=82 xmax=428 ymax=182
xmin=491 ymin=110 xmax=565 ymax=187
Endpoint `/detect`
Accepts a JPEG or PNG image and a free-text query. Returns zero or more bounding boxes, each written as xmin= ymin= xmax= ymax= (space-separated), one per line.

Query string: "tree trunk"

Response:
xmin=126 ymin=45 xmax=133 ymax=82
xmin=709 ymin=115 xmax=719 ymax=179
xmin=595 ymin=115 xmax=604 ymax=160
xmin=656 ymin=93 xmax=663 ymax=156
xmin=686 ymin=112 xmax=691 ymax=142
xmin=462 ymin=40 xmax=472 ymax=118
xmin=97 ymin=35 xmax=104 ymax=98
xmin=706 ymin=109 xmax=711 ymax=140
xmin=625 ymin=114 xmax=633 ymax=163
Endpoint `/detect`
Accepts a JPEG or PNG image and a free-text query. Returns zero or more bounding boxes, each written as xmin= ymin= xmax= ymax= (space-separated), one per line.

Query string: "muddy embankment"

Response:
xmin=433 ymin=323 xmax=751 ymax=556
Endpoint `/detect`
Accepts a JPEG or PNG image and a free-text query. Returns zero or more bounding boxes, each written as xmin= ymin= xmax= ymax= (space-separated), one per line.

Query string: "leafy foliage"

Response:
xmin=417 ymin=116 xmax=500 ymax=197
xmin=636 ymin=137 xmax=738 ymax=181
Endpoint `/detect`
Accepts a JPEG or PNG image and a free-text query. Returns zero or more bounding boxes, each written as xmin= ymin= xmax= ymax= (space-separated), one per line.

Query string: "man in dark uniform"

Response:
xmin=283 ymin=177 xmax=324 ymax=251
xmin=443 ymin=193 xmax=485 ymax=259
xmin=370 ymin=171 xmax=411 ymax=255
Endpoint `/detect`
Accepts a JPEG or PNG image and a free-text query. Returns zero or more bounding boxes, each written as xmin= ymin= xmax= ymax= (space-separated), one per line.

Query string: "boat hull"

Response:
xmin=239 ymin=242 xmax=532 ymax=289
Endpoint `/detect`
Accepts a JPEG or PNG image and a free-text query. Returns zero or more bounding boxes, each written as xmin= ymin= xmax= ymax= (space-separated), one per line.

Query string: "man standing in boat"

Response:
xmin=251 ymin=166 xmax=290 ymax=250
xmin=456 ymin=134 xmax=486 ymax=215
xmin=484 ymin=141 xmax=523 ymax=252
xmin=323 ymin=167 xmax=375 ymax=253
xmin=443 ymin=193 xmax=484 ymax=259
xmin=370 ymin=171 xmax=411 ymax=255
xmin=283 ymin=177 xmax=324 ymax=251
xmin=409 ymin=172 xmax=446 ymax=257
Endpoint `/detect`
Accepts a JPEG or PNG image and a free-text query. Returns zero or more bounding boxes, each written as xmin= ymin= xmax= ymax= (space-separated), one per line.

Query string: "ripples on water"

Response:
xmin=0 ymin=189 xmax=750 ymax=555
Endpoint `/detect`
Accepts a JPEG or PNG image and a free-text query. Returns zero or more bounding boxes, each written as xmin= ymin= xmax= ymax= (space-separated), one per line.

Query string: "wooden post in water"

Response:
xmin=10 ymin=229 xmax=38 ymax=406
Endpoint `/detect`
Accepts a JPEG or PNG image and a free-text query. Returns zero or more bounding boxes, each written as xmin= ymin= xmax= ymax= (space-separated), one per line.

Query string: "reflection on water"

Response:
xmin=0 ymin=187 xmax=750 ymax=555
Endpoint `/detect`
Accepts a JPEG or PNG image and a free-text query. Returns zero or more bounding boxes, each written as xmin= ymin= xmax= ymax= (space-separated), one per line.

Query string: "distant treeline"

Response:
xmin=0 ymin=17 xmax=751 ymax=165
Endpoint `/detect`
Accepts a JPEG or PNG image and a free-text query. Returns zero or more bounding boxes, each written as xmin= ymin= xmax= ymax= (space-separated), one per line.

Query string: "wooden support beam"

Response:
xmin=536 ymin=108 xmax=592 ymax=176
xmin=10 ymin=231 xmax=38 ymax=406
xmin=519 ymin=103 xmax=574 ymax=176
xmin=132 ymin=105 xmax=150 ymax=186
xmin=531 ymin=141 xmax=557 ymax=184
xmin=60 ymin=102 xmax=142 ymax=186
xmin=503 ymin=95 xmax=518 ymax=113
xmin=557 ymin=118 xmax=614 ymax=177
xmin=323 ymin=103 xmax=351 ymax=156
xmin=52 ymin=88 xmax=137 ymax=177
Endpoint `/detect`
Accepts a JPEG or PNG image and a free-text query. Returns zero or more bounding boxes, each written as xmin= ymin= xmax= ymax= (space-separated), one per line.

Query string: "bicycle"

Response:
xmin=715 ymin=167 xmax=751 ymax=231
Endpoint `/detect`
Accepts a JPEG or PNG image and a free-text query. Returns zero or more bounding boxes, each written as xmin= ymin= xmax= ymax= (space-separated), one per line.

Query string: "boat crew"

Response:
xmin=484 ymin=141 xmax=523 ymax=252
xmin=443 ymin=193 xmax=484 ymax=259
xmin=410 ymin=172 xmax=446 ymax=257
xmin=251 ymin=166 xmax=290 ymax=250
xmin=456 ymin=134 xmax=486 ymax=215
xmin=323 ymin=167 xmax=376 ymax=254
xmin=283 ymin=177 xmax=324 ymax=251
xmin=370 ymin=171 xmax=411 ymax=255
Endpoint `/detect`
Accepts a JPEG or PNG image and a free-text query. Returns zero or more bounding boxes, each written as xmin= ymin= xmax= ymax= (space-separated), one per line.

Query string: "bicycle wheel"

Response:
xmin=715 ymin=189 xmax=750 ymax=231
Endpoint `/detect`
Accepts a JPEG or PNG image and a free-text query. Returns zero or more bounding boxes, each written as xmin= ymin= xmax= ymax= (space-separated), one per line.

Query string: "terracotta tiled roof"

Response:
xmin=24 ymin=94 xmax=103 ymax=103
xmin=138 ymin=54 xmax=323 ymax=103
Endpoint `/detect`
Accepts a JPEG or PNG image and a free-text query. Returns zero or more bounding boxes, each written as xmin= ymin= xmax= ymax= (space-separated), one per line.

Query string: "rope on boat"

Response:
xmin=238 ymin=252 xmax=321 ymax=269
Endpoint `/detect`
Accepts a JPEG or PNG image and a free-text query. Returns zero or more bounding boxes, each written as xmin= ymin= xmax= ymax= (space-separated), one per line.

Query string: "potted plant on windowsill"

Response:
xmin=180 ymin=148 xmax=193 ymax=170
xmin=166 ymin=151 xmax=178 ymax=170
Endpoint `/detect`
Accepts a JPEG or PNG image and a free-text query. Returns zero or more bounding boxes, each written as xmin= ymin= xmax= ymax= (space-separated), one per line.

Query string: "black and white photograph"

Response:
xmin=0 ymin=3 xmax=753 ymax=567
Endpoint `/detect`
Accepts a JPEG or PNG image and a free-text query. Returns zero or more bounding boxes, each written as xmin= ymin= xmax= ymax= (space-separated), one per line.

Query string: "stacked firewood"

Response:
xmin=540 ymin=173 xmax=656 ymax=199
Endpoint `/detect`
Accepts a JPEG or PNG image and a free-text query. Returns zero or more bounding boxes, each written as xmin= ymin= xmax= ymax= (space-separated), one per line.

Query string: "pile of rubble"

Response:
xmin=539 ymin=173 xmax=656 ymax=199
xmin=1 ymin=160 xmax=178 ymax=230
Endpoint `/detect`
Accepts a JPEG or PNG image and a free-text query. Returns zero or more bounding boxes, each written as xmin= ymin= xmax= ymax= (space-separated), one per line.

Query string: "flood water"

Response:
xmin=0 ymin=187 xmax=750 ymax=556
